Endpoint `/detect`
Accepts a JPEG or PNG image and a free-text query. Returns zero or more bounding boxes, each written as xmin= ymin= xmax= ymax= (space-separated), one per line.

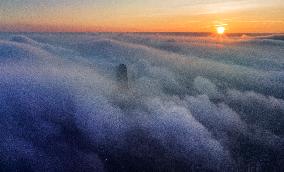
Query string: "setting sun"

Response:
xmin=217 ymin=26 xmax=225 ymax=35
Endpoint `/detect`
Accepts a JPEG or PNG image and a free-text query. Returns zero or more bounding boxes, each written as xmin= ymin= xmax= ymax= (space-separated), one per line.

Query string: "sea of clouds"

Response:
xmin=0 ymin=33 xmax=283 ymax=172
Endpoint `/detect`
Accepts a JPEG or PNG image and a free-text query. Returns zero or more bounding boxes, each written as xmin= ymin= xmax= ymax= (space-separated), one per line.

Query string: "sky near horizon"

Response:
xmin=0 ymin=0 xmax=284 ymax=33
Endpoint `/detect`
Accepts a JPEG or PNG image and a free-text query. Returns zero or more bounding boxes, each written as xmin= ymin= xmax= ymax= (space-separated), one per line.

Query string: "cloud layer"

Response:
xmin=0 ymin=33 xmax=283 ymax=172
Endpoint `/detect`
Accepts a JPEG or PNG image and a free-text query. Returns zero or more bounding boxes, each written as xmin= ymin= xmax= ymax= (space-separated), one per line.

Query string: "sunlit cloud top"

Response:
xmin=0 ymin=0 xmax=283 ymax=32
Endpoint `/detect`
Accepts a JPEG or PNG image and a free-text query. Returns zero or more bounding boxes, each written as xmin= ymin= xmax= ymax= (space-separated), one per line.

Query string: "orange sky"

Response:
xmin=0 ymin=0 xmax=283 ymax=33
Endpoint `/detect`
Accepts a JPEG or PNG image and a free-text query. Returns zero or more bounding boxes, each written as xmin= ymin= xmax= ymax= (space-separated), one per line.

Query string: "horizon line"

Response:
xmin=1 ymin=31 xmax=283 ymax=34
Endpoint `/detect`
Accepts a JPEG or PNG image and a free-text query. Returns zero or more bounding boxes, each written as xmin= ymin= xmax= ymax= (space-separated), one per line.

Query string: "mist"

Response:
xmin=0 ymin=33 xmax=283 ymax=172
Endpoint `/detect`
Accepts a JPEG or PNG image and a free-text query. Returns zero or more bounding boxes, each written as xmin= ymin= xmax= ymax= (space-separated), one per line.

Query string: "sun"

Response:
xmin=216 ymin=26 xmax=225 ymax=35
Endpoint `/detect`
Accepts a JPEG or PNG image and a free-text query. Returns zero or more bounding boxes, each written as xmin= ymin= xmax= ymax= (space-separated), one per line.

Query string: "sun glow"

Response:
xmin=217 ymin=26 xmax=225 ymax=35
